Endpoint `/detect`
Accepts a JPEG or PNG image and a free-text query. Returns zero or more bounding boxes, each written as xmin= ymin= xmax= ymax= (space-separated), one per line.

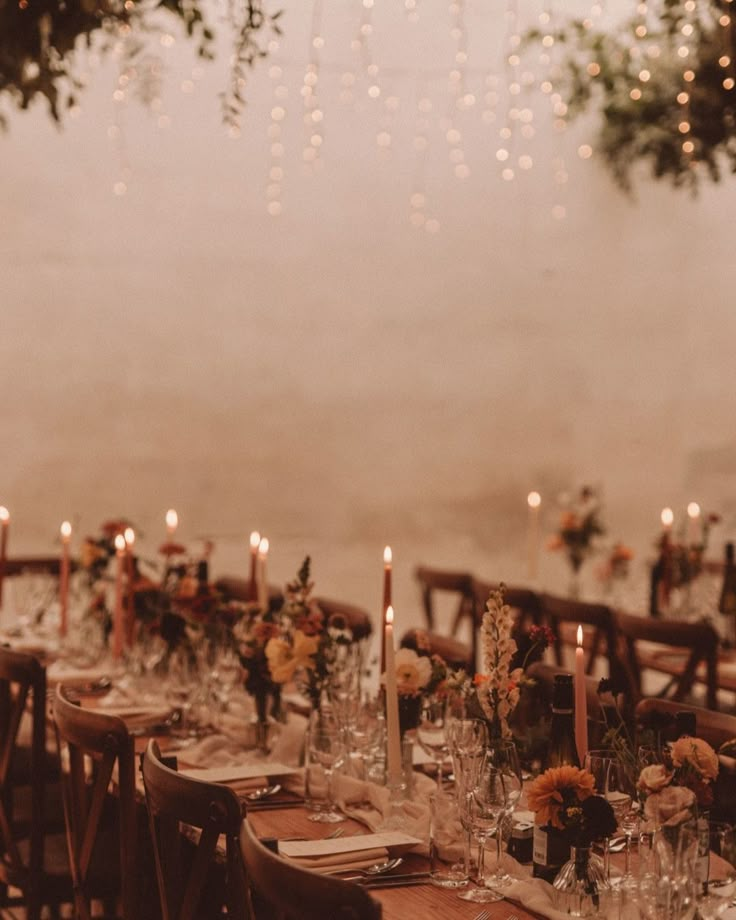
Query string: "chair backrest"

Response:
xmin=635 ymin=699 xmax=736 ymax=751
xmin=314 ymin=597 xmax=373 ymax=642
xmin=540 ymin=593 xmax=620 ymax=678
xmin=141 ymin=739 xmax=247 ymax=920
xmin=239 ymin=817 xmax=381 ymax=920
xmin=0 ymin=647 xmax=47 ymax=906
xmin=213 ymin=576 xmax=283 ymax=611
xmin=614 ymin=611 xmax=720 ymax=710
xmin=414 ymin=566 xmax=475 ymax=635
xmin=53 ymin=685 xmax=137 ymax=920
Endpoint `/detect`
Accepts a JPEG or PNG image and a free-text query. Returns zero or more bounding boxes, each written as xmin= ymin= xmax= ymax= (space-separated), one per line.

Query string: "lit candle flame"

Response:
xmin=0 ymin=507 xmax=9 ymax=523
xmin=661 ymin=507 xmax=674 ymax=528
xmin=258 ymin=537 xmax=269 ymax=557
xmin=386 ymin=604 xmax=394 ymax=626
xmin=114 ymin=534 xmax=126 ymax=553
xmin=577 ymin=624 xmax=583 ymax=647
xmin=60 ymin=521 xmax=72 ymax=541
xmin=687 ymin=502 xmax=701 ymax=519
xmin=527 ymin=491 xmax=541 ymax=509
xmin=124 ymin=527 xmax=135 ymax=547
xmin=165 ymin=509 xmax=178 ymax=533
xmin=250 ymin=531 xmax=261 ymax=550
xmin=383 ymin=545 xmax=392 ymax=566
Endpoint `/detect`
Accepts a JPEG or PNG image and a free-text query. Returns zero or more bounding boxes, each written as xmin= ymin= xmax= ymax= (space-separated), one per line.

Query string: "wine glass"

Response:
xmin=307 ymin=710 xmax=346 ymax=824
xmin=482 ymin=740 xmax=522 ymax=888
xmin=457 ymin=763 xmax=510 ymax=903
xmin=447 ymin=718 xmax=488 ymax=795
xmin=584 ymin=749 xmax=631 ymax=880
xmin=698 ymin=823 xmax=736 ymax=919
xmin=417 ymin=694 xmax=450 ymax=789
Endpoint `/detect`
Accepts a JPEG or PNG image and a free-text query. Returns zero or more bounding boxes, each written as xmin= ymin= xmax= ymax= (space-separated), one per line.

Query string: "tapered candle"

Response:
xmin=381 ymin=546 xmax=392 ymax=675
xmin=0 ymin=507 xmax=9 ymax=610
xmin=165 ymin=508 xmax=178 ymax=536
xmin=687 ymin=502 xmax=701 ymax=545
xmin=527 ymin=491 xmax=541 ymax=580
xmin=661 ymin=507 xmax=674 ymax=533
xmin=257 ymin=537 xmax=269 ymax=611
xmin=575 ymin=625 xmax=588 ymax=765
xmin=59 ymin=521 xmax=72 ymax=638
xmin=124 ymin=527 xmax=136 ymax=647
xmin=112 ymin=534 xmax=126 ymax=660
xmin=248 ymin=531 xmax=260 ymax=602
xmin=384 ymin=606 xmax=402 ymax=785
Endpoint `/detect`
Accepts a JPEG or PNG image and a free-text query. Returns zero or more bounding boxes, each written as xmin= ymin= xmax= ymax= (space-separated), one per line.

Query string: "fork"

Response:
xmin=506 ymin=914 xmax=519 ymax=920
xmin=326 ymin=828 xmax=344 ymax=839
xmin=471 ymin=911 xmax=489 ymax=920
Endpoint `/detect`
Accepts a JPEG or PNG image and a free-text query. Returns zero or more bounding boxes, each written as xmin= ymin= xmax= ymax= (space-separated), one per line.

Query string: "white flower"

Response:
xmin=393 ymin=647 xmax=432 ymax=695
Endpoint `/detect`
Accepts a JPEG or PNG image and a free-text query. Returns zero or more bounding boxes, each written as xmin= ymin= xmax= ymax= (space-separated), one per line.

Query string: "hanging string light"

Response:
xmin=266 ymin=43 xmax=286 ymax=216
xmin=301 ymin=0 xmax=325 ymax=175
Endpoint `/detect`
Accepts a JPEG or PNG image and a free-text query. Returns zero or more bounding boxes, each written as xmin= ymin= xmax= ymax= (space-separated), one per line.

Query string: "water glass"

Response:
xmin=429 ymin=791 xmax=468 ymax=889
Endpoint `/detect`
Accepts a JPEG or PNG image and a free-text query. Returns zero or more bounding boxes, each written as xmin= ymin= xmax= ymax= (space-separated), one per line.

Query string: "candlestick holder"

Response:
xmin=380 ymin=777 xmax=411 ymax=833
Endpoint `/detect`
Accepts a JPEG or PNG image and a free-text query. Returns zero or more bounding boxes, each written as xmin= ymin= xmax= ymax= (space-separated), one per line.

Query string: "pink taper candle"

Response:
xmin=381 ymin=546 xmax=392 ymax=675
xmin=575 ymin=625 xmax=588 ymax=764
xmin=0 ymin=507 xmax=9 ymax=611
xmin=257 ymin=537 xmax=269 ymax=611
xmin=384 ymin=605 xmax=402 ymax=785
xmin=248 ymin=531 xmax=260 ymax=602
xmin=59 ymin=521 xmax=72 ymax=638
xmin=112 ymin=534 xmax=126 ymax=660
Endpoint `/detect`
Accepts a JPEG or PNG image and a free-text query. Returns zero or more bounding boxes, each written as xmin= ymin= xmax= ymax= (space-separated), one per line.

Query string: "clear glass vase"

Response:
xmin=553 ymin=846 xmax=610 ymax=917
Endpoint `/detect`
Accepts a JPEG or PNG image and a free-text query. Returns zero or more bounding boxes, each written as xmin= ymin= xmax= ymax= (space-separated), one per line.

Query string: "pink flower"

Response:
xmin=637 ymin=764 xmax=672 ymax=795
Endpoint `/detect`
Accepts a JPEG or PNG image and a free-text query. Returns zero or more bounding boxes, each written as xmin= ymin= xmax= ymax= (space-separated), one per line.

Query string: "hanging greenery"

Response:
xmin=527 ymin=0 xmax=736 ymax=191
xmin=0 ymin=0 xmax=281 ymax=131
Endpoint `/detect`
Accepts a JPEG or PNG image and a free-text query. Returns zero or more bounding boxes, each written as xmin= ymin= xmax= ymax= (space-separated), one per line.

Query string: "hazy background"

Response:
xmin=2 ymin=0 xmax=735 ymax=631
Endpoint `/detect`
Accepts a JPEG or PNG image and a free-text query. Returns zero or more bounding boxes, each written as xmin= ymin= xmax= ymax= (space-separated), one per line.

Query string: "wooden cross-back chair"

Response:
xmin=634 ymin=699 xmax=736 ymax=751
xmin=240 ymin=817 xmax=382 ymax=920
xmin=313 ymin=597 xmax=373 ymax=642
xmin=0 ymin=647 xmax=71 ymax=919
xmin=400 ymin=567 xmax=476 ymax=670
xmin=540 ymin=594 xmax=622 ymax=682
xmin=141 ymin=739 xmax=248 ymax=920
xmin=53 ymin=684 xmax=138 ymax=919
xmin=614 ymin=611 xmax=720 ymax=711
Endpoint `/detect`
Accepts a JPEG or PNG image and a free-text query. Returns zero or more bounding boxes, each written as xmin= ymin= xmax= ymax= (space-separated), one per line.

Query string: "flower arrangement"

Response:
xmin=240 ymin=556 xmax=353 ymax=710
xmin=389 ymin=635 xmax=450 ymax=735
xmin=638 ymin=735 xmax=720 ymax=813
xmin=475 ymin=584 xmax=522 ymax=739
xmin=547 ymin=487 xmax=606 ymax=580
xmin=596 ymin=543 xmax=634 ymax=588
xmin=527 ymin=765 xmax=617 ymax=847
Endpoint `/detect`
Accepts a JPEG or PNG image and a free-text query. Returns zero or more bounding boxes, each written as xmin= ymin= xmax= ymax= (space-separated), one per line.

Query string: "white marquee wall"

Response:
xmin=2 ymin=1 xmax=735 ymax=624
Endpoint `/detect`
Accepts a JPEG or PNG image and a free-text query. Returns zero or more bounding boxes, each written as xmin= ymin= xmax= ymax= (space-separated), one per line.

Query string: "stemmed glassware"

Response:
xmin=417 ymin=694 xmax=450 ymax=789
xmin=457 ymin=760 xmax=515 ymax=904
xmin=307 ymin=709 xmax=346 ymax=824
xmin=584 ymin=750 xmax=632 ymax=881
xmin=447 ymin=718 xmax=488 ymax=795
xmin=482 ymin=740 xmax=522 ymax=889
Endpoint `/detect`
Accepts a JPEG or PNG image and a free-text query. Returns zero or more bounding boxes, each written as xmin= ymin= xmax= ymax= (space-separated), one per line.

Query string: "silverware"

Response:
xmin=360 ymin=872 xmax=430 ymax=889
xmin=471 ymin=911 xmax=489 ymax=920
xmin=506 ymin=914 xmax=519 ymax=920
xmin=245 ymin=797 xmax=305 ymax=811
xmin=245 ymin=783 xmax=282 ymax=801
xmin=336 ymin=857 xmax=403 ymax=879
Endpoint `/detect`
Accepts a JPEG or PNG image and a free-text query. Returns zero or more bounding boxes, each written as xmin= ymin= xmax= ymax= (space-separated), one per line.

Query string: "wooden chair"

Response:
xmin=0 ymin=647 xmax=71 ymax=919
xmin=213 ymin=576 xmax=283 ymax=610
xmin=614 ymin=610 xmax=720 ymax=711
xmin=634 ymin=699 xmax=736 ymax=751
xmin=141 ymin=739 xmax=248 ymax=920
xmin=401 ymin=567 xmax=477 ymax=670
xmin=313 ymin=596 xmax=373 ymax=642
xmin=53 ymin=685 xmax=138 ymax=919
xmin=240 ymin=817 xmax=381 ymax=920
xmin=540 ymin=594 xmax=622 ymax=683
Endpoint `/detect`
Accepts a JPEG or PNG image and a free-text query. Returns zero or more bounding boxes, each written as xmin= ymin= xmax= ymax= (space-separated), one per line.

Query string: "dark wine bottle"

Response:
xmin=547 ymin=674 xmax=580 ymax=768
xmin=533 ymin=675 xmax=580 ymax=882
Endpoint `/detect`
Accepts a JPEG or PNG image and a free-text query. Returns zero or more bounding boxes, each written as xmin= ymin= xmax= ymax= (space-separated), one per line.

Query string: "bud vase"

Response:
xmin=553 ymin=846 xmax=609 ymax=917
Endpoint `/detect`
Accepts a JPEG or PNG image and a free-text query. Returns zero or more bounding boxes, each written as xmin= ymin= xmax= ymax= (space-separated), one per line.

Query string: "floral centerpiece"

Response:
xmin=452 ymin=585 xmax=553 ymax=743
xmin=389 ymin=636 xmax=449 ymax=736
xmin=242 ymin=557 xmax=354 ymax=712
xmin=547 ymin=487 xmax=606 ymax=597
xmin=528 ymin=765 xmax=617 ymax=913
xmin=596 ymin=543 xmax=634 ymax=597
xmin=638 ymin=735 xmax=720 ymax=819
xmin=652 ymin=512 xmax=721 ymax=616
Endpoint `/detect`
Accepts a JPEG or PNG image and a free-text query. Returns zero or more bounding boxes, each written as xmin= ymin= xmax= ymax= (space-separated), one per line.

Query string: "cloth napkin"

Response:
xmin=280 ymin=846 xmax=389 ymax=875
xmin=278 ymin=832 xmax=420 ymax=875
xmin=47 ymin=662 xmax=111 ymax=687
xmin=178 ymin=712 xmax=307 ymax=770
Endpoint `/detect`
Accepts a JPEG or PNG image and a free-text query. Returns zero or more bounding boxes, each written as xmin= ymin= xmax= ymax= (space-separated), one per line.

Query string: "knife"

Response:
xmin=359 ymin=872 xmax=431 ymax=889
